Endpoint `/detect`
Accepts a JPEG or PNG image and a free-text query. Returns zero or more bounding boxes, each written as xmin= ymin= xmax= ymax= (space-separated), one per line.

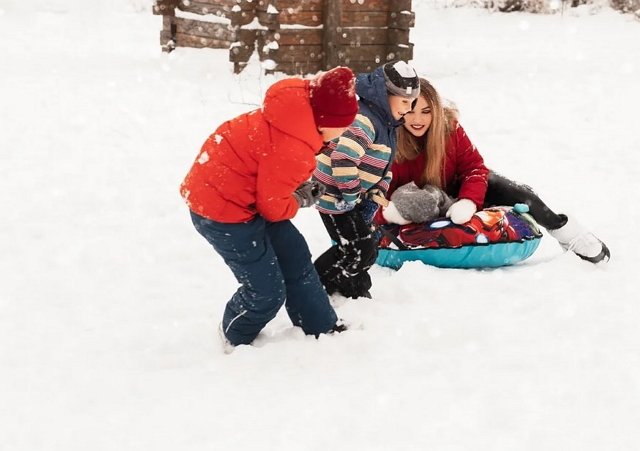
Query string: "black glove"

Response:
xmin=293 ymin=181 xmax=326 ymax=208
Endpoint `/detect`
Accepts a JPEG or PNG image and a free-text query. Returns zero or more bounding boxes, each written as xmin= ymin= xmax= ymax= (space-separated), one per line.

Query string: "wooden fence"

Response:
xmin=153 ymin=0 xmax=415 ymax=75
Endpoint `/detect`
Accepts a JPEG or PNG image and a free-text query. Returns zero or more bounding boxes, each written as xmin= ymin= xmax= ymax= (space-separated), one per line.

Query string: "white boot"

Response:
xmin=548 ymin=215 xmax=610 ymax=263
xmin=218 ymin=322 xmax=235 ymax=354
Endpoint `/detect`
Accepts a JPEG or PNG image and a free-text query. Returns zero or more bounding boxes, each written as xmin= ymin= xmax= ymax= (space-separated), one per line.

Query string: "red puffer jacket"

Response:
xmin=180 ymin=78 xmax=324 ymax=223
xmin=376 ymin=122 xmax=489 ymax=223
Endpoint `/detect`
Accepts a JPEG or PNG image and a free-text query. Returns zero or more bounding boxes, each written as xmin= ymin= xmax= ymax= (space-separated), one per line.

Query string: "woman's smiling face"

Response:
xmin=403 ymin=95 xmax=432 ymax=138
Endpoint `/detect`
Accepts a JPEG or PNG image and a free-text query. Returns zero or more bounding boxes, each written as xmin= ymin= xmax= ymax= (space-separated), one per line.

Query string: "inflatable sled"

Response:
xmin=376 ymin=205 xmax=542 ymax=269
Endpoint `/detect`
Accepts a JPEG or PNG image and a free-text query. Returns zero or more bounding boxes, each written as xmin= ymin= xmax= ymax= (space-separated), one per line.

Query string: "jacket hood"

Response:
xmin=262 ymin=78 xmax=323 ymax=151
xmin=355 ymin=67 xmax=405 ymax=129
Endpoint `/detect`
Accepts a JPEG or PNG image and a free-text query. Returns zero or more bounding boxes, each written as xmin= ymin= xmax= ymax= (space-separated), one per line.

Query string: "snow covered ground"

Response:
xmin=1 ymin=0 xmax=639 ymax=449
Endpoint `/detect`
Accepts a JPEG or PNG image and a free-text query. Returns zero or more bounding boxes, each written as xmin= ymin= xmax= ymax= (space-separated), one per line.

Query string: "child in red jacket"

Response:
xmin=181 ymin=67 xmax=358 ymax=351
xmin=378 ymin=77 xmax=610 ymax=264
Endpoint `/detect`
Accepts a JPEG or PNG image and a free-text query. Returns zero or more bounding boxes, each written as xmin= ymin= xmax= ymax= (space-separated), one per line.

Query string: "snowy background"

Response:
xmin=1 ymin=0 xmax=639 ymax=449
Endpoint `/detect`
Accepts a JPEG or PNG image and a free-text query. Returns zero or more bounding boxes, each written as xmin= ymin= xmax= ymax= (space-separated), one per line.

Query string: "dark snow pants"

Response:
xmin=314 ymin=205 xmax=377 ymax=299
xmin=190 ymin=211 xmax=338 ymax=346
xmin=484 ymin=171 xmax=567 ymax=230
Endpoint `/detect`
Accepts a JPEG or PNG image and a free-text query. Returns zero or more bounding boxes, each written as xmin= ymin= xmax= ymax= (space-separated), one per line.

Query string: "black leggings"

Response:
xmin=484 ymin=171 xmax=566 ymax=230
xmin=314 ymin=207 xmax=377 ymax=299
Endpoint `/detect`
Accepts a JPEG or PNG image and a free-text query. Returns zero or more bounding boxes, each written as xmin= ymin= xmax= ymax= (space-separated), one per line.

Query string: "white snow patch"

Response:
xmin=261 ymin=59 xmax=277 ymax=70
xmin=197 ymin=152 xmax=209 ymax=164
xmin=1 ymin=2 xmax=639 ymax=450
xmin=175 ymin=9 xmax=230 ymax=24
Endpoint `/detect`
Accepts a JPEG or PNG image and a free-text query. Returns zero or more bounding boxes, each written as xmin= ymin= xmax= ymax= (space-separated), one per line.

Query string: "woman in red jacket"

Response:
xmin=181 ymin=67 xmax=358 ymax=351
xmin=379 ymin=77 xmax=610 ymax=264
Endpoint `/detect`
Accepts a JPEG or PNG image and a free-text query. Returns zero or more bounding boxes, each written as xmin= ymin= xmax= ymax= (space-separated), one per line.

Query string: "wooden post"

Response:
xmin=152 ymin=0 xmax=178 ymax=15
xmin=387 ymin=0 xmax=414 ymax=63
xmin=322 ymin=0 xmax=342 ymax=70
xmin=230 ymin=0 xmax=257 ymax=73
xmin=160 ymin=16 xmax=177 ymax=52
xmin=154 ymin=0 xmax=178 ymax=52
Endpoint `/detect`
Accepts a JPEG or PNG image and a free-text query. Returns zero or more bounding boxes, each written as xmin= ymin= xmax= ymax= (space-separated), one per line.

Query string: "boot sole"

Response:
xmin=576 ymin=241 xmax=610 ymax=264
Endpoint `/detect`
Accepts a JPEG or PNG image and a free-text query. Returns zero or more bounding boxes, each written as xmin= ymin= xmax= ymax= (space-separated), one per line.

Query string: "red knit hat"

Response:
xmin=309 ymin=66 xmax=358 ymax=128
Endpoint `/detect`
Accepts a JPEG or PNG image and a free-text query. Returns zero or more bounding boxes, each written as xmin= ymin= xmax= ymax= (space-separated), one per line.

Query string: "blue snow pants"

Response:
xmin=190 ymin=211 xmax=338 ymax=346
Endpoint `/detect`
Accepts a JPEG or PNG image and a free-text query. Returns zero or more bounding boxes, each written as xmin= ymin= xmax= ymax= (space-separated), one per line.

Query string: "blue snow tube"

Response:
xmin=376 ymin=205 xmax=542 ymax=270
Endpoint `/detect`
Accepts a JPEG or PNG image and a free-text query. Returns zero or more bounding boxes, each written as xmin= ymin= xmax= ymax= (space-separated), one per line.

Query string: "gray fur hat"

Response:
xmin=390 ymin=182 xmax=454 ymax=224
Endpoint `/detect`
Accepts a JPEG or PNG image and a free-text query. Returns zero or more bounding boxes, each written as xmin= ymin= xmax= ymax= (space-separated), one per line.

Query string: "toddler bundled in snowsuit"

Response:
xmin=313 ymin=61 xmax=420 ymax=299
xmin=181 ymin=67 xmax=358 ymax=350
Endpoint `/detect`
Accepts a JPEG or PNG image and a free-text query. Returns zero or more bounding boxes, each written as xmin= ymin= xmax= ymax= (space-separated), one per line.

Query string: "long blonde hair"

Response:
xmin=396 ymin=78 xmax=458 ymax=188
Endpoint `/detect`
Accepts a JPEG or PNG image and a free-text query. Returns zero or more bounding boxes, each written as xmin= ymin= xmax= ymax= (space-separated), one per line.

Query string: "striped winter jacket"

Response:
xmin=312 ymin=114 xmax=392 ymax=214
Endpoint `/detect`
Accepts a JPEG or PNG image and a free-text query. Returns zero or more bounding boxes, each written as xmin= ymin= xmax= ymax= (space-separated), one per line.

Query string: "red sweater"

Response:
xmin=180 ymin=78 xmax=324 ymax=223
xmin=376 ymin=122 xmax=489 ymax=223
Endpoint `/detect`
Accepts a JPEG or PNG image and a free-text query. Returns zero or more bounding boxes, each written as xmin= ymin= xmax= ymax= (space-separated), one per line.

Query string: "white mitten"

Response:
xmin=446 ymin=198 xmax=477 ymax=224
xmin=382 ymin=201 xmax=411 ymax=225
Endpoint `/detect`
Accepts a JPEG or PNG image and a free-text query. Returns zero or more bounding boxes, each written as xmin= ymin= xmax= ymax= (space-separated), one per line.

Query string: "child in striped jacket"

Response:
xmin=313 ymin=61 xmax=420 ymax=299
xmin=313 ymin=114 xmax=392 ymax=214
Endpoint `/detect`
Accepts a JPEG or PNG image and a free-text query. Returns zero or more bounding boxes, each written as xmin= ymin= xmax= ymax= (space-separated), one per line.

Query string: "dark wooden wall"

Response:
xmin=153 ymin=0 xmax=415 ymax=74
